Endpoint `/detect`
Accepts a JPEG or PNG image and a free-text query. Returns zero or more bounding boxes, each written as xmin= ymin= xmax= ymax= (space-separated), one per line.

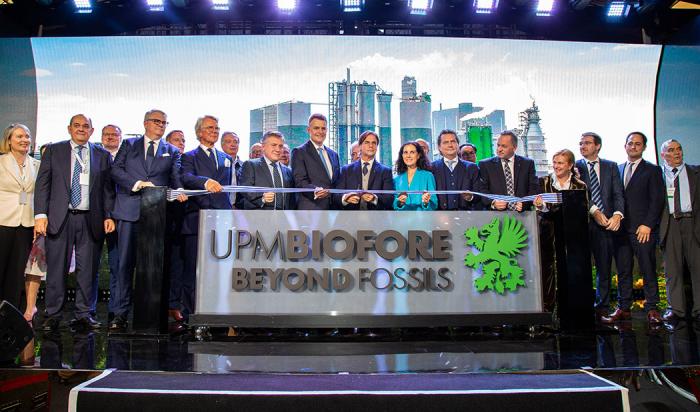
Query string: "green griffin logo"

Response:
xmin=464 ymin=216 xmax=529 ymax=295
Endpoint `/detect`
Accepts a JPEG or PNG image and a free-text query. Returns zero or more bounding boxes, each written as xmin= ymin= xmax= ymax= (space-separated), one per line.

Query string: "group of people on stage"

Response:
xmin=0 ymin=108 xmax=698 ymax=334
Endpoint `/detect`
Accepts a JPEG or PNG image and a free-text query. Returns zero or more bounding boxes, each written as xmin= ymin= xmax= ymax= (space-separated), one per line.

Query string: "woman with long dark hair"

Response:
xmin=393 ymin=141 xmax=437 ymax=211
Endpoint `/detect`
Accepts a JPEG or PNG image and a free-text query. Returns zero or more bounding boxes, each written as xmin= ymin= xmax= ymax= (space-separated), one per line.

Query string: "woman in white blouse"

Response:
xmin=0 ymin=123 xmax=40 ymax=314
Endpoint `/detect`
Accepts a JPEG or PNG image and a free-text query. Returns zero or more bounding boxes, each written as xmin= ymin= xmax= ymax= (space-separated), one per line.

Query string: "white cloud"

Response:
xmin=109 ymin=72 xmax=129 ymax=77
xmin=70 ymin=62 xmax=86 ymax=67
xmin=21 ymin=68 xmax=52 ymax=77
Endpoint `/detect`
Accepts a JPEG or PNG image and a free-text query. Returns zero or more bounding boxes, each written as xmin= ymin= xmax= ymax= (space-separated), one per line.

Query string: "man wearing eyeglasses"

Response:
xmin=109 ymin=109 xmax=187 ymax=332
xmin=179 ymin=115 xmax=233 ymax=323
xmin=459 ymin=143 xmax=477 ymax=164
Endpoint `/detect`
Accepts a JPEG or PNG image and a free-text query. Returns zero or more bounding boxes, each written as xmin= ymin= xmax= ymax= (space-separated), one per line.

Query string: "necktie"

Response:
xmin=208 ymin=148 xmax=218 ymax=170
xmin=361 ymin=162 xmax=370 ymax=210
xmin=230 ymin=161 xmax=239 ymax=206
xmin=624 ymin=162 xmax=635 ymax=188
xmin=447 ymin=160 xmax=455 ymax=172
xmin=673 ymin=167 xmax=681 ymax=216
xmin=503 ymin=158 xmax=516 ymax=211
xmin=588 ymin=161 xmax=604 ymax=211
xmin=146 ymin=140 xmax=155 ymax=171
xmin=271 ymin=161 xmax=284 ymax=210
xmin=70 ymin=145 xmax=84 ymax=208
xmin=318 ymin=147 xmax=331 ymax=178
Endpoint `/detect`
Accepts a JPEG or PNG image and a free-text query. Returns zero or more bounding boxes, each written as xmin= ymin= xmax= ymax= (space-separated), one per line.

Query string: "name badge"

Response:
xmin=79 ymin=172 xmax=89 ymax=186
xmin=667 ymin=187 xmax=675 ymax=199
xmin=19 ymin=191 xmax=28 ymax=205
xmin=224 ymin=158 xmax=231 ymax=168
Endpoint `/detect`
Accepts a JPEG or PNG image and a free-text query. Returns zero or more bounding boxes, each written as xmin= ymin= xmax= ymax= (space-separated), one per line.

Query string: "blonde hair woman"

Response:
xmin=0 ymin=124 xmax=40 ymax=317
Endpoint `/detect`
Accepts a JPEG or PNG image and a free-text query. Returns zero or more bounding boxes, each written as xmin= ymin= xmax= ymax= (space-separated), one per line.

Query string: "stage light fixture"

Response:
xmin=535 ymin=0 xmax=554 ymax=15
xmin=146 ymin=0 xmax=164 ymax=11
xmin=211 ymin=0 xmax=230 ymax=10
xmin=278 ymin=0 xmax=297 ymax=12
xmin=73 ymin=0 xmax=92 ymax=13
xmin=474 ymin=0 xmax=498 ymax=14
xmin=408 ymin=0 xmax=434 ymax=15
xmin=341 ymin=0 xmax=364 ymax=12
xmin=607 ymin=1 xmax=630 ymax=17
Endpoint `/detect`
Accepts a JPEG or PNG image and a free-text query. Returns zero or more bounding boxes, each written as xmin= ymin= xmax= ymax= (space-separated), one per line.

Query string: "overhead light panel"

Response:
xmin=278 ymin=0 xmax=297 ymax=12
xmin=408 ymin=0 xmax=434 ymax=15
xmin=535 ymin=0 xmax=554 ymax=15
xmin=146 ymin=0 xmax=164 ymax=11
xmin=474 ymin=0 xmax=498 ymax=14
xmin=341 ymin=0 xmax=364 ymax=12
xmin=607 ymin=1 xmax=630 ymax=17
xmin=212 ymin=0 xmax=230 ymax=10
xmin=73 ymin=0 xmax=92 ymax=13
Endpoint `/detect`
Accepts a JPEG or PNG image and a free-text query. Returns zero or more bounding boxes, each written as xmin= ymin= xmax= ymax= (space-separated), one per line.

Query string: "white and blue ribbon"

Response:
xmin=167 ymin=185 xmax=562 ymax=204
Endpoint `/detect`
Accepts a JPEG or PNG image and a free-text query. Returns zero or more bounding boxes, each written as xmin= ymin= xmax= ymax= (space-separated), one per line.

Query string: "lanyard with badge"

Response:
xmin=666 ymin=164 xmax=683 ymax=204
xmin=75 ymin=149 xmax=89 ymax=186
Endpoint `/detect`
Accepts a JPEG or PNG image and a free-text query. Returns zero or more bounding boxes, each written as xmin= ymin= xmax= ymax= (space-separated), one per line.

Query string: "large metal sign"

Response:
xmin=192 ymin=210 xmax=545 ymax=327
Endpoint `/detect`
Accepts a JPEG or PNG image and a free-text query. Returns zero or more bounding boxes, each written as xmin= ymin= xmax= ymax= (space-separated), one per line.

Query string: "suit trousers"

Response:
xmin=181 ymin=234 xmax=198 ymax=318
xmin=0 ymin=225 xmax=33 ymax=308
xmin=167 ymin=231 xmax=185 ymax=311
xmin=45 ymin=213 xmax=100 ymax=320
xmin=589 ymin=220 xmax=617 ymax=310
xmin=664 ymin=216 xmax=700 ymax=317
xmin=111 ymin=220 xmax=139 ymax=317
xmin=614 ymin=232 xmax=659 ymax=311
xmin=91 ymin=230 xmax=119 ymax=316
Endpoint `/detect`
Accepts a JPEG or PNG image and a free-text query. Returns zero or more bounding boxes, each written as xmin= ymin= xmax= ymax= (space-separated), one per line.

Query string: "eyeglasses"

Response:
xmin=147 ymin=119 xmax=169 ymax=126
xmin=103 ymin=133 xmax=121 ymax=138
xmin=203 ymin=126 xmax=220 ymax=132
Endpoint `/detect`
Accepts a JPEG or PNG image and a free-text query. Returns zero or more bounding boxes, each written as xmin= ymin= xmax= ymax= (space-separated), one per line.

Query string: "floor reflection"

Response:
xmin=9 ymin=311 xmax=700 ymax=373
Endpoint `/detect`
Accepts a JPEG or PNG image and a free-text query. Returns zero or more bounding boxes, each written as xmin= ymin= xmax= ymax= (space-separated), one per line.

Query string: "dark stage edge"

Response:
xmin=69 ymin=370 xmax=629 ymax=412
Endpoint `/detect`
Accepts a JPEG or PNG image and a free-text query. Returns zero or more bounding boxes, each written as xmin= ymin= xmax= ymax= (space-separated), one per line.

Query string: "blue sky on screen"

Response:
xmin=31 ymin=36 xmax=660 ymax=163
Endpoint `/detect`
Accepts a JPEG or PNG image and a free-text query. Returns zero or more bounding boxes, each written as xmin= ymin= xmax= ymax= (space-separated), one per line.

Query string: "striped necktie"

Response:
xmin=588 ymin=161 xmax=604 ymax=211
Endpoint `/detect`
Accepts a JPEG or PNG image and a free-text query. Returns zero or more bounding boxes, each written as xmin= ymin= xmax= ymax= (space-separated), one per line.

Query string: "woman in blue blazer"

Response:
xmin=393 ymin=141 xmax=438 ymax=211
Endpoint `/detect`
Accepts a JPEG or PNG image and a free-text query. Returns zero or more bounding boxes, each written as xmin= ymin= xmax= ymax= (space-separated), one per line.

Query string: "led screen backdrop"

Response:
xmin=1 ymin=36 xmax=666 ymax=167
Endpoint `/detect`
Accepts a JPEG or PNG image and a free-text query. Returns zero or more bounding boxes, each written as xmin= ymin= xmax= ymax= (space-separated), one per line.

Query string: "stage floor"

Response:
xmin=9 ymin=303 xmax=700 ymax=373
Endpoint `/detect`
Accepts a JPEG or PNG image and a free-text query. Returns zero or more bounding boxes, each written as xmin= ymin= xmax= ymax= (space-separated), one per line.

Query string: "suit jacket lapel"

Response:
xmin=196 ymin=147 xmax=213 ymax=177
xmin=513 ymin=156 xmax=521 ymax=192
xmin=61 ymin=141 xmax=72 ymax=192
xmin=152 ymin=140 xmax=167 ymax=173
xmin=367 ymin=161 xmax=379 ymax=189
xmin=89 ymin=143 xmax=99 ymax=193
xmin=494 ymin=157 xmax=507 ymax=190
xmin=133 ymin=137 xmax=148 ymax=176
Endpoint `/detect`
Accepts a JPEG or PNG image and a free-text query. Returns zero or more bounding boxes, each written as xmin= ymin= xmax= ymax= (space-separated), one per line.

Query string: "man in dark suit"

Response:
xmin=93 ymin=124 xmax=122 ymax=321
xmin=659 ymin=139 xmax=700 ymax=324
xmin=576 ymin=132 xmax=625 ymax=320
xmin=291 ymin=113 xmax=340 ymax=210
xmin=603 ymin=132 xmax=665 ymax=325
xmin=180 ymin=115 xmax=232 ymax=320
xmin=334 ymin=131 xmax=394 ymax=210
xmin=220 ymin=131 xmax=243 ymax=209
xmin=433 ymin=129 xmax=480 ymax=211
xmin=240 ymin=131 xmax=296 ymax=210
xmin=34 ymin=114 xmax=115 ymax=331
xmin=478 ymin=130 xmax=539 ymax=211
xmin=109 ymin=109 xmax=186 ymax=331
xmin=164 ymin=130 xmax=187 ymax=325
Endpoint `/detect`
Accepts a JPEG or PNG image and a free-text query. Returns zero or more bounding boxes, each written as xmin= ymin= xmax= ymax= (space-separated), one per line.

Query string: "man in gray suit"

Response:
xmin=240 ymin=131 xmax=296 ymax=210
xmin=659 ymin=139 xmax=700 ymax=324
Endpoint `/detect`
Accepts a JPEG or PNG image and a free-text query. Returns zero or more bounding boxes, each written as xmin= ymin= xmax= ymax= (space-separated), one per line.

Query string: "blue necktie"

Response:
xmin=588 ymin=161 xmax=604 ymax=211
xmin=70 ymin=145 xmax=84 ymax=208
xmin=317 ymin=147 xmax=330 ymax=178
xmin=145 ymin=141 xmax=155 ymax=172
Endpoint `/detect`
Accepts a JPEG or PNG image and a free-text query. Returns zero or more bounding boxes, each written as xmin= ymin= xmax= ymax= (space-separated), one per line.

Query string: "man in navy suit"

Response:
xmin=164 ymin=130 xmax=187 ymax=325
xmin=109 ymin=109 xmax=186 ymax=331
xmin=478 ymin=131 xmax=539 ymax=211
xmin=291 ymin=113 xmax=340 ymax=210
xmin=602 ymin=132 xmax=665 ymax=325
xmin=240 ymin=131 xmax=296 ymax=210
xmin=335 ymin=131 xmax=394 ymax=210
xmin=35 ymin=114 xmax=115 ymax=331
xmin=180 ymin=115 xmax=232 ymax=319
xmin=576 ymin=132 xmax=625 ymax=320
xmin=433 ymin=130 xmax=480 ymax=211
xmin=220 ymin=131 xmax=243 ymax=209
